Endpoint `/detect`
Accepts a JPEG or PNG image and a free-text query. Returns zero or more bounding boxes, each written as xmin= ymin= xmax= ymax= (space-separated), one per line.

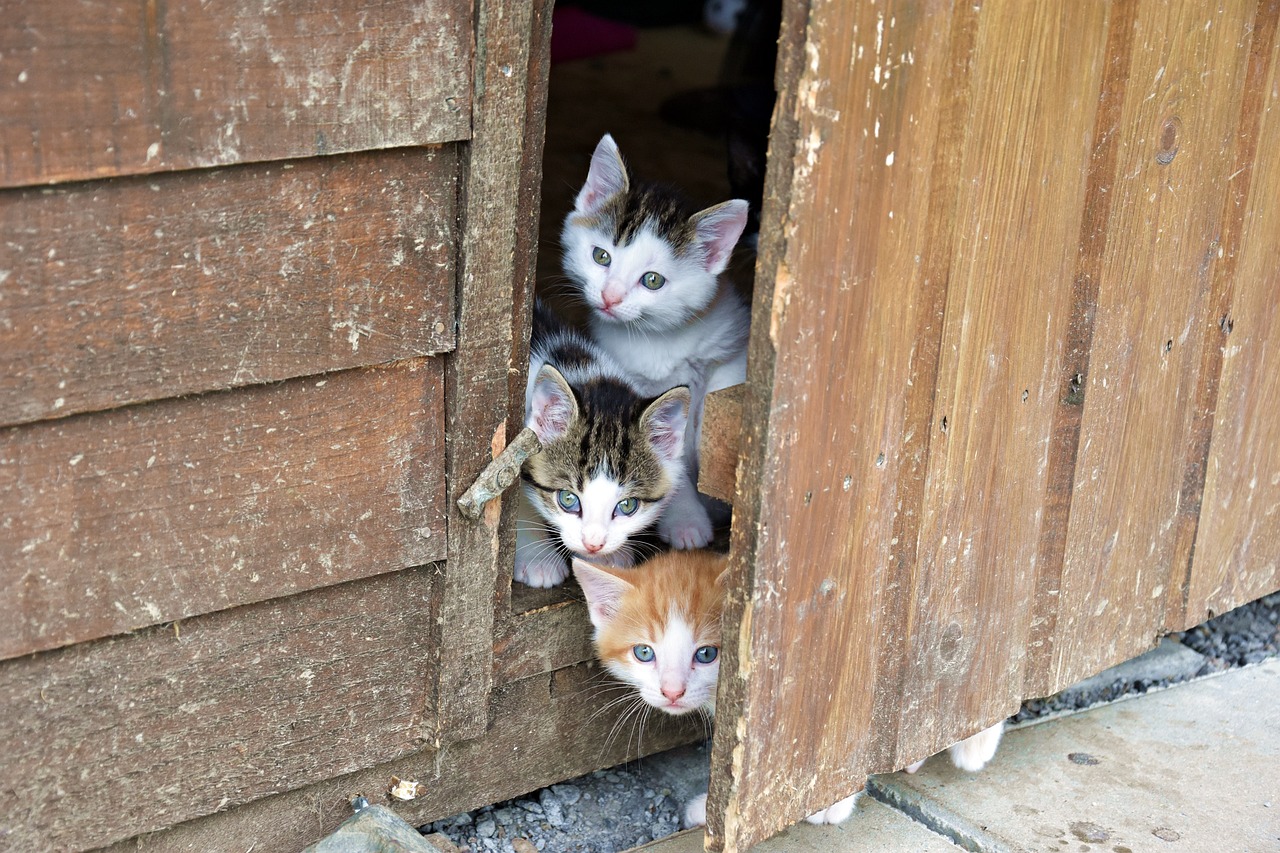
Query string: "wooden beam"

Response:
xmin=698 ymin=385 xmax=745 ymax=503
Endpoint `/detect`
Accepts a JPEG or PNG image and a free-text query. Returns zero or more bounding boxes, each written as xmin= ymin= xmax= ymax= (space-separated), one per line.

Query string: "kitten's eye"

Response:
xmin=555 ymin=490 xmax=581 ymax=513
xmin=640 ymin=271 xmax=666 ymax=290
xmin=632 ymin=644 xmax=655 ymax=663
xmin=614 ymin=497 xmax=639 ymax=517
xmin=694 ymin=646 xmax=719 ymax=664
xmin=592 ymin=247 xmax=612 ymax=266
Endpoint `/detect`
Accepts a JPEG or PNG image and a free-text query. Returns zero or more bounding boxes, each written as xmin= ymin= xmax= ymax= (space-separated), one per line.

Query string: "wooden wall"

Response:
xmin=706 ymin=1 xmax=1280 ymax=850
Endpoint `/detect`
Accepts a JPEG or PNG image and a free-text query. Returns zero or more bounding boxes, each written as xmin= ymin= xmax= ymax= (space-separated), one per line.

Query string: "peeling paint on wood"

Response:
xmin=0 ymin=0 xmax=473 ymax=187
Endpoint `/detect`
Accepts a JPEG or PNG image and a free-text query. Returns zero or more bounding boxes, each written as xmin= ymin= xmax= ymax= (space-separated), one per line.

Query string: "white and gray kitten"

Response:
xmin=562 ymin=134 xmax=750 ymax=550
xmin=516 ymin=302 xmax=691 ymax=588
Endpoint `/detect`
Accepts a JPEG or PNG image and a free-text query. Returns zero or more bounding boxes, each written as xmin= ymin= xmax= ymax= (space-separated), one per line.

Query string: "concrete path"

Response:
xmin=639 ymin=659 xmax=1280 ymax=852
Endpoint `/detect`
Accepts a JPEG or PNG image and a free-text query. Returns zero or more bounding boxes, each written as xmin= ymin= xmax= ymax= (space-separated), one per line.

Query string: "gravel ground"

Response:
xmin=422 ymin=592 xmax=1279 ymax=853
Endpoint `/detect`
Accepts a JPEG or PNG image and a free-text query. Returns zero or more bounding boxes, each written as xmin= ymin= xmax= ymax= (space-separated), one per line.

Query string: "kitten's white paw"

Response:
xmin=904 ymin=758 xmax=927 ymax=774
xmin=683 ymin=793 xmax=708 ymax=828
xmin=659 ymin=503 xmax=713 ymax=550
xmin=804 ymin=792 xmax=862 ymax=825
xmin=514 ymin=550 xmax=570 ymax=588
xmin=948 ymin=721 xmax=1004 ymax=773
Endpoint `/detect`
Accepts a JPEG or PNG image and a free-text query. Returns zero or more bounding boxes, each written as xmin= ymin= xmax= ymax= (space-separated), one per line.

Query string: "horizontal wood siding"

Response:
xmin=98 ymin=664 xmax=705 ymax=853
xmin=0 ymin=0 xmax=473 ymax=187
xmin=0 ymin=147 xmax=457 ymax=427
xmin=0 ymin=360 xmax=446 ymax=661
xmin=0 ymin=566 xmax=440 ymax=851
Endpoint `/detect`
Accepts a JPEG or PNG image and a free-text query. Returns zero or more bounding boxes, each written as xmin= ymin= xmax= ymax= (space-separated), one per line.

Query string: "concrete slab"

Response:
xmin=631 ymin=795 xmax=964 ymax=852
xmin=871 ymin=660 xmax=1280 ymax=853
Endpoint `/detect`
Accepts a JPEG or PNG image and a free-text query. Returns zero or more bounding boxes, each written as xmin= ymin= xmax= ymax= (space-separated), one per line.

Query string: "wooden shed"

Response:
xmin=3 ymin=1 xmax=1278 ymax=852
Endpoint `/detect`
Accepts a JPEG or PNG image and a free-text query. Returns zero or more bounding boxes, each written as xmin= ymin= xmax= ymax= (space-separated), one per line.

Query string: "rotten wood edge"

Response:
xmin=432 ymin=0 xmax=553 ymax=745
xmin=705 ymin=0 xmax=810 ymax=849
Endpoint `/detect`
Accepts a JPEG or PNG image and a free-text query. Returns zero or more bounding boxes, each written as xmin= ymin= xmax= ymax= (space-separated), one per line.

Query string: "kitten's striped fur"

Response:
xmin=516 ymin=303 xmax=689 ymax=588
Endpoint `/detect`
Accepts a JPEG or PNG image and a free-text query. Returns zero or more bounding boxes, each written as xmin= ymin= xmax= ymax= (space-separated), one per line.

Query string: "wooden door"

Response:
xmin=705 ymin=1 xmax=1280 ymax=849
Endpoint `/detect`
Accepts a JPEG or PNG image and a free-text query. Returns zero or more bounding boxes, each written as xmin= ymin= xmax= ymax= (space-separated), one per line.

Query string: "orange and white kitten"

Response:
xmin=572 ymin=551 xmax=1003 ymax=830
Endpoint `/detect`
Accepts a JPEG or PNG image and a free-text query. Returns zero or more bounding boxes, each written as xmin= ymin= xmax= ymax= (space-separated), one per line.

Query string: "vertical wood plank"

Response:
xmin=1046 ymin=0 xmax=1260 ymax=691
xmin=1186 ymin=3 xmax=1280 ymax=623
xmin=434 ymin=0 xmax=552 ymax=743
xmin=895 ymin=0 xmax=1106 ymax=760
xmin=713 ymin=1 xmax=981 ymax=847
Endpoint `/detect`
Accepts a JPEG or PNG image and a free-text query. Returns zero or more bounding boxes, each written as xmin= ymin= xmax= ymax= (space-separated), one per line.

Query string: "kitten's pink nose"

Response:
xmin=583 ymin=541 xmax=603 ymax=554
xmin=661 ymin=685 xmax=685 ymax=702
xmin=601 ymin=289 xmax=623 ymax=311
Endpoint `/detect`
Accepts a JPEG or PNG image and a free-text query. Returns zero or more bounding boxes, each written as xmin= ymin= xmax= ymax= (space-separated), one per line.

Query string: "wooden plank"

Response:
xmin=1045 ymin=0 xmax=1262 ymax=691
xmin=434 ymin=0 xmax=552 ymax=744
xmin=0 ymin=0 xmax=472 ymax=187
xmin=712 ymin=2 xmax=979 ymax=848
xmin=100 ymin=664 xmax=706 ymax=853
xmin=0 ymin=360 xmax=446 ymax=661
xmin=1186 ymin=5 xmax=1280 ymax=623
xmin=493 ymin=600 xmax=595 ymax=683
xmin=0 ymin=567 xmax=440 ymax=852
xmin=0 ymin=147 xmax=457 ymax=427
xmin=698 ymin=385 xmax=744 ymax=503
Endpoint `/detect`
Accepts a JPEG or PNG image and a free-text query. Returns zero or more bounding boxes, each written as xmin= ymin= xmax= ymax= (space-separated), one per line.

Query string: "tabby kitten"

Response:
xmin=562 ymin=135 xmax=750 ymax=550
xmin=516 ymin=303 xmax=690 ymax=588
xmin=573 ymin=551 xmax=1004 ymax=829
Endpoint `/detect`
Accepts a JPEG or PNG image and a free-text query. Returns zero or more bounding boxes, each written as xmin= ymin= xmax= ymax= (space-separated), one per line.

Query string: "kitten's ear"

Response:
xmin=640 ymin=386 xmax=690 ymax=463
xmin=573 ymin=559 xmax=635 ymax=630
xmin=690 ymin=199 xmax=749 ymax=275
xmin=715 ymin=568 xmax=731 ymax=589
xmin=528 ymin=365 xmax=578 ymax=443
xmin=574 ymin=134 xmax=629 ymax=214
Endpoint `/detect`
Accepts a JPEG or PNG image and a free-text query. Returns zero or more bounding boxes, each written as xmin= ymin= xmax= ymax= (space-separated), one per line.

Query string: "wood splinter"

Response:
xmin=456 ymin=427 xmax=542 ymax=520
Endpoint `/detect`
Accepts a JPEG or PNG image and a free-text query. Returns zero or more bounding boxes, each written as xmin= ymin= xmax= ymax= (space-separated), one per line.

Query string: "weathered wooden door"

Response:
xmin=706 ymin=1 xmax=1280 ymax=849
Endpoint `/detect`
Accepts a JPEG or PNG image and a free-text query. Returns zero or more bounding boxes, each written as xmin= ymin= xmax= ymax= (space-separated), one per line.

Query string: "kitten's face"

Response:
xmin=564 ymin=134 xmax=748 ymax=329
xmin=574 ymin=551 xmax=728 ymax=716
xmin=525 ymin=366 xmax=688 ymax=559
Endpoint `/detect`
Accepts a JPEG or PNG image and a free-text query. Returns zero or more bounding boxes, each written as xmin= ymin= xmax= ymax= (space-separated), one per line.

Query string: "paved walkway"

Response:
xmin=638 ymin=659 xmax=1280 ymax=852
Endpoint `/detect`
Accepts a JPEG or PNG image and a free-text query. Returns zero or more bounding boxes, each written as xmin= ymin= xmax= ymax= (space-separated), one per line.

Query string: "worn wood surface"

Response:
xmin=0 ymin=0 xmax=472 ymax=187
xmin=1044 ymin=0 xmax=1263 ymax=693
xmin=0 ymin=360 xmax=446 ymax=661
xmin=0 ymin=567 xmax=439 ymax=852
xmin=434 ymin=0 xmax=552 ymax=745
xmin=698 ymin=386 xmax=743 ymax=503
xmin=1186 ymin=6 xmax=1280 ymax=624
xmin=0 ymin=148 xmax=456 ymax=427
xmin=709 ymin=2 xmax=1280 ymax=850
xmin=99 ymin=664 xmax=704 ymax=853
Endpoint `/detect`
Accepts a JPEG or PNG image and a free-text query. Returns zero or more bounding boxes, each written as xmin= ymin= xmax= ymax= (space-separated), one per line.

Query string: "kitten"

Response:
xmin=562 ymin=135 xmax=750 ymax=550
xmin=573 ymin=551 xmax=1004 ymax=829
xmin=516 ymin=303 xmax=691 ymax=588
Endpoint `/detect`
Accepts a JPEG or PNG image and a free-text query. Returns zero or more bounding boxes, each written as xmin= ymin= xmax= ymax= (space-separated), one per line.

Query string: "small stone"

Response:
xmin=1067 ymin=752 xmax=1101 ymax=766
xmin=453 ymin=812 xmax=474 ymax=827
xmin=475 ymin=819 xmax=496 ymax=838
xmin=518 ymin=799 xmax=543 ymax=814
xmin=1152 ymin=827 xmax=1181 ymax=842
xmin=551 ymin=784 xmax=582 ymax=805
xmin=493 ymin=808 xmax=515 ymax=825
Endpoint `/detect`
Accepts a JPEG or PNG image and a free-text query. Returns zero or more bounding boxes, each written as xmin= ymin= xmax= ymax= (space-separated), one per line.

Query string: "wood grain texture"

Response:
xmin=434 ymin=0 xmax=552 ymax=744
xmin=0 ymin=148 xmax=457 ymax=427
xmin=714 ymin=3 xmax=978 ymax=847
xmin=698 ymin=385 xmax=743 ymax=503
xmin=1186 ymin=2 xmax=1280 ymax=623
xmin=0 ymin=360 xmax=446 ymax=661
xmin=0 ymin=566 xmax=440 ymax=852
xmin=99 ymin=664 xmax=705 ymax=853
xmin=711 ymin=1 xmax=1280 ymax=849
xmin=1047 ymin=0 xmax=1261 ymax=692
xmin=0 ymin=0 xmax=472 ymax=187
